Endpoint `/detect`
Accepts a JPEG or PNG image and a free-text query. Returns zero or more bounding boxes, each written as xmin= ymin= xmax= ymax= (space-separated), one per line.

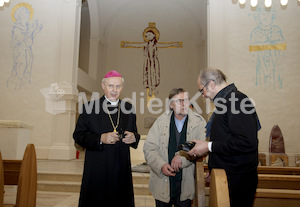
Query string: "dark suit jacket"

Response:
xmin=209 ymin=84 xmax=259 ymax=174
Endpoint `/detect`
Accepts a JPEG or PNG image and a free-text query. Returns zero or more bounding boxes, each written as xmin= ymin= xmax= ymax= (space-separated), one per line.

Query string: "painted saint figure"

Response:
xmin=249 ymin=3 xmax=285 ymax=89
xmin=121 ymin=23 xmax=182 ymax=97
xmin=7 ymin=3 xmax=43 ymax=89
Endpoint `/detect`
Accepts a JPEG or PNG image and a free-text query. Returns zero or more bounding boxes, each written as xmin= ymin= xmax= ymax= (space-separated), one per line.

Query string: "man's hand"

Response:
xmin=171 ymin=154 xmax=182 ymax=172
xmin=101 ymin=132 xmax=120 ymax=144
xmin=121 ymin=131 xmax=136 ymax=144
xmin=187 ymin=139 xmax=209 ymax=157
xmin=205 ymin=170 xmax=211 ymax=184
xmin=161 ymin=163 xmax=176 ymax=177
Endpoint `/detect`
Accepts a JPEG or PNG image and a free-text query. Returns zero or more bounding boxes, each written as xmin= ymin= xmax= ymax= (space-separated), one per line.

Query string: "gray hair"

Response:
xmin=199 ymin=67 xmax=227 ymax=86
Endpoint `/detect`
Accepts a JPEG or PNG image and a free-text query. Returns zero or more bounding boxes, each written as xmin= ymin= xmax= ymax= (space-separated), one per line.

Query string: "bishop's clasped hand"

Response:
xmin=103 ymin=130 xmax=136 ymax=145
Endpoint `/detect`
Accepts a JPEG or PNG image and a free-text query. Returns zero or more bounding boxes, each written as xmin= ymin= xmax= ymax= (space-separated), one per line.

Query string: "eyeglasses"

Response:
xmin=198 ymin=80 xmax=211 ymax=94
xmin=172 ymin=98 xmax=189 ymax=104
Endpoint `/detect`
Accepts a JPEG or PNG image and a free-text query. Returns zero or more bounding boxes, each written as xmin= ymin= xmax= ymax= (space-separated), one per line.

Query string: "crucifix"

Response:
xmin=121 ymin=22 xmax=183 ymax=99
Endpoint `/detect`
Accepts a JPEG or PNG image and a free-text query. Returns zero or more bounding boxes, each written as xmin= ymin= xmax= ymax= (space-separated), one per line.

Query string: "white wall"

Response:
xmin=98 ymin=0 xmax=207 ymax=135
xmin=0 ymin=0 xmax=81 ymax=159
xmin=2 ymin=0 xmax=298 ymax=162
xmin=208 ymin=0 xmax=300 ymax=164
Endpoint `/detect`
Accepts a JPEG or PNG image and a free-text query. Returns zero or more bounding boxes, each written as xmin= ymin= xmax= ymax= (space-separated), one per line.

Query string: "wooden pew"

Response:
xmin=2 ymin=144 xmax=37 ymax=207
xmin=179 ymin=151 xmax=206 ymax=207
xmin=194 ymin=158 xmax=206 ymax=207
xmin=256 ymin=165 xmax=300 ymax=207
xmin=257 ymin=174 xmax=300 ymax=190
xmin=257 ymin=166 xmax=300 ymax=175
xmin=201 ymin=164 xmax=300 ymax=207
xmin=255 ymin=189 xmax=300 ymax=207
xmin=209 ymin=169 xmax=230 ymax=207
xmin=254 ymin=173 xmax=300 ymax=207
xmin=0 ymin=151 xmax=4 ymax=207
xmin=194 ymin=160 xmax=230 ymax=207
xmin=269 ymin=153 xmax=289 ymax=167
xmin=258 ymin=153 xmax=267 ymax=166
xmin=203 ymin=165 xmax=300 ymax=175
xmin=3 ymin=161 xmax=21 ymax=186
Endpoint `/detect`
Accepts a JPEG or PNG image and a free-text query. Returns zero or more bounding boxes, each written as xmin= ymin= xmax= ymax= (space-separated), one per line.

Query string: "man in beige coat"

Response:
xmin=143 ymin=88 xmax=206 ymax=207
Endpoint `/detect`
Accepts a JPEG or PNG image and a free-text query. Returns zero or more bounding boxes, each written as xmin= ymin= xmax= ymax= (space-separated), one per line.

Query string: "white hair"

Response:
xmin=102 ymin=77 xmax=125 ymax=85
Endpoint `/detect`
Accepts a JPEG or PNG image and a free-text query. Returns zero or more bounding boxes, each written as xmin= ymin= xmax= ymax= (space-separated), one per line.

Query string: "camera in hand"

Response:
xmin=118 ymin=129 xmax=127 ymax=140
xmin=178 ymin=141 xmax=195 ymax=152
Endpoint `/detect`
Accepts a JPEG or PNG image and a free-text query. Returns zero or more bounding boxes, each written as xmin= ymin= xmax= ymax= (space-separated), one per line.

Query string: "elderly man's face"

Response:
xmin=101 ymin=77 xmax=123 ymax=102
xmin=169 ymin=92 xmax=190 ymax=116
xmin=198 ymin=78 xmax=214 ymax=101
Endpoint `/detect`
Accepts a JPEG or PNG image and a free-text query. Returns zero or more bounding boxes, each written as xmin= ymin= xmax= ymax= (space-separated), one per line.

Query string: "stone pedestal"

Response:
xmin=0 ymin=120 xmax=33 ymax=159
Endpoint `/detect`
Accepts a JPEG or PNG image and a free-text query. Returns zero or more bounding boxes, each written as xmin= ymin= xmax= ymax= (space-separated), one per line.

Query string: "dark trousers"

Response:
xmin=155 ymin=198 xmax=191 ymax=207
xmin=227 ymin=170 xmax=258 ymax=207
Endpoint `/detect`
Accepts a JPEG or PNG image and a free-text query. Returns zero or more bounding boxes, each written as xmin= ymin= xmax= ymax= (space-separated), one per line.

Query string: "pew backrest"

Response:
xmin=3 ymin=160 xmax=21 ymax=185
xmin=203 ymin=165 xmax=300 ymax=175
xmin=258 ymin=174 xmax=300 ymax=190
xmin=194 ymin=158 xmax=206 ymax=207
xmin=0 ymin=151 xmax=4 ymax=207
xmin=16 ymin=144 xmax=37 ymax=207
xmin=2 ymin=144 xmax=37 ymax=207
xmin=257 ymin=166 xmax=300 ymax=175
xmin=209 ymin=169 xmax=230 ymax=207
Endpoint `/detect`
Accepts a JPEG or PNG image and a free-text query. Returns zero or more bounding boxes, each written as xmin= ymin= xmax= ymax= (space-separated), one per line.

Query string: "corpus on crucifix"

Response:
xmin=121 ymin=22 xmax=183 ymax=98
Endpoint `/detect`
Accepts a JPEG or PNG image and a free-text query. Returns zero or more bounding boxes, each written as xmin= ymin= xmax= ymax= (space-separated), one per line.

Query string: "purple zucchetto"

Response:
xmin=104 ymin=70 xmax=122 ymax=78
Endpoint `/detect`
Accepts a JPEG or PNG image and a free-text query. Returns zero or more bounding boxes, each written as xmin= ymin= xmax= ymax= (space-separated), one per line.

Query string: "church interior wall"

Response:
xmin=1 ymin=0 xmax=299 ymax=164
xmin=98 ymin=0 xmax=208 ymax=135
xmin=78 ymin=1 xmax=90 ymax=75
xmin=1 ymin=0 xmax=63 ymax=156
xmin=208 ymin=0 xmax=300 ymax=165
xmin=0 ymin=0 xmax=80 ymax=159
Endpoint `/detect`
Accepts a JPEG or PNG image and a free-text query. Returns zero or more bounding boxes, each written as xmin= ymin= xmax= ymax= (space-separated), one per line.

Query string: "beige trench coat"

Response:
xmin=143 ymin=109 xmax=206 ymax=203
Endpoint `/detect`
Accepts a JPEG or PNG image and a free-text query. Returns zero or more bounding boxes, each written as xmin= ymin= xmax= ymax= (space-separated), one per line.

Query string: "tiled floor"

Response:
xmin=4 ymin=190 xmax=155 ymax=207
xmin=4 ymin=159 xmax=155 ymax=207
xmin=4 ymin=189 xmax=80 ymax=207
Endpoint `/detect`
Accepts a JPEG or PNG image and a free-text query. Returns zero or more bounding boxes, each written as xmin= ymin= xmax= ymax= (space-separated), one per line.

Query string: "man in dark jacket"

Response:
xmin=188 ymin=67 xmax=259 ymax=207
xmin=73 ymin=70 xmax=140 ymax=207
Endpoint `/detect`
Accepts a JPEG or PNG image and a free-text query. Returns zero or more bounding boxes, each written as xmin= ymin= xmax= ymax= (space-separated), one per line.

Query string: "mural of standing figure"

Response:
xmin=249 ymin=4 xmax=285 ymax=90
xmin=7 ymin=3 xmax=43 ymax=89
xmin=121 ymin=23 xmax=183 ymax=97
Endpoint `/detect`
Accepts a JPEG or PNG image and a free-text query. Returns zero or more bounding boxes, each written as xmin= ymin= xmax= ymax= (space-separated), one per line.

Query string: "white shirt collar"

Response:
xmin=104 ymin=95 xmax=119 ymax=106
